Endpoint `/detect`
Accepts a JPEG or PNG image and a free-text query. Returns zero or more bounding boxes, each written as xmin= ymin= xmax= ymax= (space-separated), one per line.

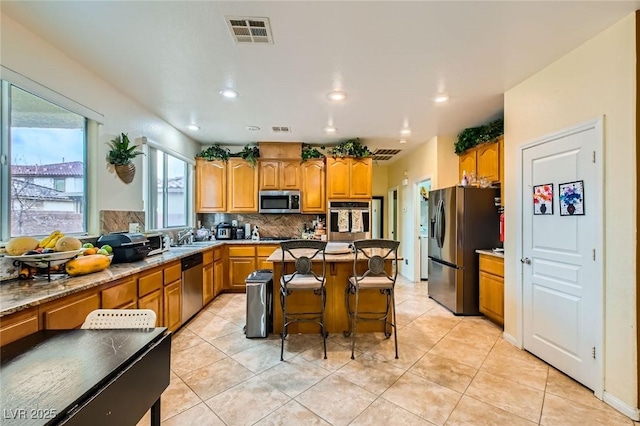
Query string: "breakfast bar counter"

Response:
xmin=266 ymin=248 xmax=400 ymax=334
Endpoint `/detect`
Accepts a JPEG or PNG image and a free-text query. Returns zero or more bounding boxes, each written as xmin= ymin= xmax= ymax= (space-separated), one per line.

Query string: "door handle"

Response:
xmin=521 ymin=258 xmax=531 ymax=265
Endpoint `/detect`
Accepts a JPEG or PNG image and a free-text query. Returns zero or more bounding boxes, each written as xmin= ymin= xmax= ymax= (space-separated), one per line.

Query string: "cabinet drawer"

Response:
xmin=479 ymin=255 xmax=504 ymax=277
xmin=213 ymin=247 xmax=223 ymax=261
xmin=102 ymin=279 xmax=137 ymax=309
xmin=257 ymin=245 xmax=279 ymax=257
xmin=43 ymin=293 xmax=100 ymax=329
xmin=228 ymin=246 xmax=256 ymax=257
xmin=138 ymin=269 xmax=163 ymax=297
xmin=0 ymin=307 xmax=39 ymax=346
xmin=203 ymin=249 xmax=214 ymax=264
xmin=164 ymin=262 xmax=182 ymax=284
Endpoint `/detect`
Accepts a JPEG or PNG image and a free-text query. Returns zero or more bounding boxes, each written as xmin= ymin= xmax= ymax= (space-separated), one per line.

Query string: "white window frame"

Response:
xmin=142 ymin=137 xmax=194 ymax=231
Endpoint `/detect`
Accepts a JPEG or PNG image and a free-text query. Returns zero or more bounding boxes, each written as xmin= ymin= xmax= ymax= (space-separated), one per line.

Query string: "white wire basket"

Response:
xmin=81 ymin=309 xmax=157 ymax=329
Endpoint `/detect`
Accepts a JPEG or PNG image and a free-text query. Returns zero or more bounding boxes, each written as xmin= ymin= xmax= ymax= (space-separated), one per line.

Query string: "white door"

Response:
xmin=521 ymin=120 xmax=602 ymax=391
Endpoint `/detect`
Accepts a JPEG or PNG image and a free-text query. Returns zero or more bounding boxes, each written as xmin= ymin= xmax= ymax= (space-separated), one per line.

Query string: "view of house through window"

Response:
xmin=7 ymin=85 xmax=86 ymax=237
xmin=153 ymin=149 xmax=188 ymax=229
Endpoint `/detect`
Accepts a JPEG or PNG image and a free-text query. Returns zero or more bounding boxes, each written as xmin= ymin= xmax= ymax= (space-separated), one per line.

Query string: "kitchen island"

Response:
xmin=266 ymin=247 xmax=400 ymax=334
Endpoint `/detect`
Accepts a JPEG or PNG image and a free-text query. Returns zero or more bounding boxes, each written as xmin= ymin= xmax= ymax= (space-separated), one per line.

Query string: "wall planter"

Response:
xmin=106 ymin=133 xmax=144 ymax=184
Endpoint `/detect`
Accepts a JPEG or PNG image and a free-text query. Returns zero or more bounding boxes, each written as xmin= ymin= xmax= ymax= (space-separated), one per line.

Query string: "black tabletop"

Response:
xmin=0 ymin=328 xmax=166 ymax=426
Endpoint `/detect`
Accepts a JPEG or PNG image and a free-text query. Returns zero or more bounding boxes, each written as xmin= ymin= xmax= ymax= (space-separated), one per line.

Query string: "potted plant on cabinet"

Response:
xmin=325 ymin=138 xmax=372 ymax=158
xmin=196 ymin=143 xmax=231 ymax=162
xmin=106 ymin=133 xmax=144 ymax=184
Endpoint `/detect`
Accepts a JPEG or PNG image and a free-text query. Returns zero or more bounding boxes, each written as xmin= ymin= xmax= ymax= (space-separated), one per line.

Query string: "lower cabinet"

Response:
xmin=257 ymin=245 xmax=278 ymax=270
xmin=41 ymin=291 xmax=101 ymax=330
xmin=479 ymin=254 xmax=504 ymax=327
xmin=0 ymin=307 xmax=39 ymax=346
xmin=213 ymin=258 xmax=224 ymax=297
xmin=164 ymin=280 xmax=182 ymax=332
xmin=226 ymin=246 xmax=257 ymax=292
xmin=203 ymin=262 xmax=214 ymax=305
xmin=138 ymin=289 xmax=163 ymax=327
xmin=102 ymin=278 xmax=137 ymax=309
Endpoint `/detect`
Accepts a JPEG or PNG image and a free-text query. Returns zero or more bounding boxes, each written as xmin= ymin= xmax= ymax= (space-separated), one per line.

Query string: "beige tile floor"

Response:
xmin=138 ymin=277 xmax=637 ymax=426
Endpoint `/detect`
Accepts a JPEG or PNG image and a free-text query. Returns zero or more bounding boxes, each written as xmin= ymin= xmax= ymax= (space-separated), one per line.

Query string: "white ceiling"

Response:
xmin=3 ymin=1 xmax=639 ymax=160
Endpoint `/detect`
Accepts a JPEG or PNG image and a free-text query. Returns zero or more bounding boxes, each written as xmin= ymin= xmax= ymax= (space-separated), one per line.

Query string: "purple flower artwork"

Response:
xmin=559 ymin=180 xmax=584 ymax=216
xmin=533 ymin=184 xmax=553 ymax=215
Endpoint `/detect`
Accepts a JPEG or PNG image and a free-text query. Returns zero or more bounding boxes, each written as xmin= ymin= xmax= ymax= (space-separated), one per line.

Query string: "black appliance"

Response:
xmin=235 ymin=227 xmax=245 ymax=240
xmin=216 ymin=223 xmax=232 ymax=240
xmin=96 ymin=232 xmax=152 ymax=263
xmin=428 ymin=186 xmax=500 ymax=315
xmin=258 ymin=190 xmax=301 ymax=214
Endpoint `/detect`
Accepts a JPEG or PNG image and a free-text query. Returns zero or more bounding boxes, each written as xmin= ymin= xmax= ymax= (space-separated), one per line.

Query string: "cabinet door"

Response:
xmin=257 ymin=245 xmax=278 ymax=271
xmin=213 ymin=258 xmax=224 ymax=297
xmin=459 ymin=150 xmax=477 ymax=183
xmin=301 ymin=159 xmax=326 ymax=213
xmin=479 ymin=271 xmax=504 ymax=326
xmin=138 ymin=268 xmax=163 ymax=298
xmin=259 ymin=160 xmax=280 ymax=190
xmin=164 ymin=280 xmax=182 ymax=332
xmin=326 ymin=157 xmax=351 ymax=199
xmin=0 ymin=307 xmax=39 ymax=347
xmin=42 ymin=292 xmax=101 ymax=330
xmin=196 ymin=159 xmax=227 ymax=212
xmin=279 ymin=160 xmax=301 ymax=190
xmin=477 ymin=141 xmax=500 ymax=182
xmin=228 ymin=257 xmax=256 ymax=292
xmin=102 ymin=278 xmax=137 ymax=309
xmin=203 ymin=262 xmax=214 ymax=305
xmin=138 ymin=289 xmax=163 ymax=327
xmin=349 ymin=158 xmax=372 ymax=198
xmin=228 ymin=159 xmax=258 ymax=212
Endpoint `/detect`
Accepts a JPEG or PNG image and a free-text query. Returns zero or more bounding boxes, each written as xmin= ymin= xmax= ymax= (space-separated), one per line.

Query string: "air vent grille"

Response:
xmin=226 ymin=17 xmax=273 ymax=44
xmin=371 ymin=148 xmax=403 ymax=162
xmin=271 ymin=126 xmax=291 ymax=133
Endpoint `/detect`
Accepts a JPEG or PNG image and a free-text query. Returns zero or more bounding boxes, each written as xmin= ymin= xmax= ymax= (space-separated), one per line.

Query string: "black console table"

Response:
xmin=0 ymin=328 xmax=171 ymax=426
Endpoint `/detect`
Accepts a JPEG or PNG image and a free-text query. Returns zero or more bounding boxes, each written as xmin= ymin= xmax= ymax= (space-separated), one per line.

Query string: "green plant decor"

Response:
xmin=232 ymin=145 xmax=260 ymax=168
xmin=326 ymin=138 xmax=372 ymax=158
xmin=106 ymin=133 xmax=144 ymax=165
xmin=301 ymin=143 xmax=326 ymax=161
xmin=454 ymin=118 xmax=504 ymax=155
xmin=196 ymin=143 xmax=231 ymax=162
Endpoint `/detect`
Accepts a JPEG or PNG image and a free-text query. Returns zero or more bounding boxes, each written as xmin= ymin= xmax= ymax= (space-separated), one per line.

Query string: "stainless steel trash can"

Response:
xmin=245 ymin=270 xmax=273 ymax=338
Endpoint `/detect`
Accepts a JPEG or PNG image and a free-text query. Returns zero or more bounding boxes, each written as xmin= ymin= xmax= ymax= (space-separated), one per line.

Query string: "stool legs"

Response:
xmin=280 ymin=286 xmax=327 ymax=361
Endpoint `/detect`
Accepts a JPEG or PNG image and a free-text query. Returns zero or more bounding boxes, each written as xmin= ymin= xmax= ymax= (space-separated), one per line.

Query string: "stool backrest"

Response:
xmin=352 ymin=239 xmax=400 ymax=284
xmin=81 ymin=309 xmax=157 ymax=329
xmin=280 ymin=240 xmax=327 ymax=285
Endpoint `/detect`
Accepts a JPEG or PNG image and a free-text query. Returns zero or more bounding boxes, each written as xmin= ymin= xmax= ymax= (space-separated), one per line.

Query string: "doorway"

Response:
xmin=415 ymin=178 xmax=431 ymax=281
xmin=371 ymin=196 xmax=384 ymax=238
xmin=388 ymin=187 xmax=398 ymax=242
xmin=519 ymin=118 xmax=603 ymax=395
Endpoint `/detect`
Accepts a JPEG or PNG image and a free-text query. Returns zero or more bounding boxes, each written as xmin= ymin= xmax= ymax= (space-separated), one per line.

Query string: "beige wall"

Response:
xmin=386 ymin=136 xmax=459 ymax=279
xmin=504 ymin=13 xmax=636 ymax=408
xmin=372 ymin=164 xmax=389 ymax=237
xmin=1 ymin=14 xmax=199 ymax=234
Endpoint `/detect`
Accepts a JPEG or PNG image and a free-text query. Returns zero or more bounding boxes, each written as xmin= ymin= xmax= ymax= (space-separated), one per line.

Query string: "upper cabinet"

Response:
xmin=228 ymin=158 xmax=258 ymax=212
xmin=326 ymin=157 xmax=372 ymax=199
xmin=259 ymin=160 xmax=301 ymax=190
xmin=458 ymin=137 xmax=502 ymax=184
xmin=196 ymin=158 xmax=226 ymax=213
xmin=301 ymin=159 xmax=326 ymax=213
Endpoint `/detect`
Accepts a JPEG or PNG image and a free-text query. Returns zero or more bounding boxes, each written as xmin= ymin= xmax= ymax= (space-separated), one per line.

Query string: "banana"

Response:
xmin=39 ymin=230 xmax=61 ymax=248
xmin=45 ymin=233 xmax=64 ymax=249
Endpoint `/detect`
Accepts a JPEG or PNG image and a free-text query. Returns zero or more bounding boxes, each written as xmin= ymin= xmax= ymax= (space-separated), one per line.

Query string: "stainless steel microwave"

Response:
xmin=259 ymin=190 xmax=301 ymax=214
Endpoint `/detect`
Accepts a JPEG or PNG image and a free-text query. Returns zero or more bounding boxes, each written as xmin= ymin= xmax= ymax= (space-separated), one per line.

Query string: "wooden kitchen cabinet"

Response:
xmin=196 ymin=158 xmax=227 ymax=212
xmin=259 ymin=160 xmax=301 ymax=190
xmin=0 ymin=307 xmax=39 ymax=346
xmin=477 ymin=140 xmax=500 ymax=182
xmin=163 ymin=280 xmax=182 ymax=332
xmin=459 ymin=149 xmax=477 ymax=182
xmin=479 ymin=253 xmax=504 ymax=327
xmin=138 ymin=268 xmax=163 ymax=298
xmin=41 ymin=291 xmax=101 ymax=330
xmin=227 ymin=245 xmax=257 ymax=292
xmin=301 ymin=159 xmax=326 ymax=213
xmin=228 ymin=158 xmax=258 ymax=212
xmin=138 ymin=289 xmax=163 ymax=327
xmin=203 ymin=262 xmax=214 ymax=305
xmin=326 ymin=157 xmax=372 ymax=199
xmin=213 ymin=258 xmax=224 ymax=297
xmin=102 ymin=278 xmax=137 ymax=309
xmin=257 ymin=245 xmax=279 ymax=270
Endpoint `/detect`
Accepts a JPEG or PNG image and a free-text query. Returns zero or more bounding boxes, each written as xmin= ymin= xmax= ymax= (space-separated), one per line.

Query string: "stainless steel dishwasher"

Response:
xmin=181 ymin=252 xmax=203 ymax=324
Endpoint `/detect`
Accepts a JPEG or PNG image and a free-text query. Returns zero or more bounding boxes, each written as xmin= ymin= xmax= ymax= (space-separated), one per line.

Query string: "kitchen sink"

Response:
xmin=172 ymin=241 xmax=217 ymax=248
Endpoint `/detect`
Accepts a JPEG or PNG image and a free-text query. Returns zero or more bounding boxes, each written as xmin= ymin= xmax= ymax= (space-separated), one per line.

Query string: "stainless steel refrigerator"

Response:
xmin=428 ymin=186 xmax=500 ymax=315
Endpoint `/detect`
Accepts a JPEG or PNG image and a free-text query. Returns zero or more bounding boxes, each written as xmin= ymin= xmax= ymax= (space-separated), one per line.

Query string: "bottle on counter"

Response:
xmin=461 ymin=170 xmax=469 ymax=187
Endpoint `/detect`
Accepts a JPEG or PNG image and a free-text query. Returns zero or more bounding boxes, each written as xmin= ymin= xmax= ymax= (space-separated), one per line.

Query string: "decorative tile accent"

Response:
xmin=198 ymin=213 xmax=325 ymax=239
xmin=100 ymin=210 xmax=145 ymax=234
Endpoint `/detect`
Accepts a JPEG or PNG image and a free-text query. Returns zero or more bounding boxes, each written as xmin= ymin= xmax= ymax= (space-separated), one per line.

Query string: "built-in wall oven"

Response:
xmin=328 ymin=200 xmax=371 ymax=241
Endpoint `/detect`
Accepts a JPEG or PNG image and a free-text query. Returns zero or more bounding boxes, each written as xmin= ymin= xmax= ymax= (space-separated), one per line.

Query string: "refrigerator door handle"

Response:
xmin=437 ymin=199 xmax=445 ymax=248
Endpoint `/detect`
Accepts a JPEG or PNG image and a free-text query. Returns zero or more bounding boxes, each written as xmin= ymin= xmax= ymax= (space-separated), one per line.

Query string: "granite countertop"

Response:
xmin=476 ymin=249 xmax=504 ymax=258
xmin=0 ymin=239 xmax=291 ymax=317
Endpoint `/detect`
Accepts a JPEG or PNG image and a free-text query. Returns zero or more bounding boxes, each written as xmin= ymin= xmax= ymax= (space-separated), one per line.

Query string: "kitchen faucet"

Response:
xmin=177 ymin=228 xmax=194 ymax=246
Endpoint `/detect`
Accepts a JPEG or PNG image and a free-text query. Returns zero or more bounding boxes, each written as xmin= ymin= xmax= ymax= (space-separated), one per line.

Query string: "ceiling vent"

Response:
xmin=271 ymin=126 xmax=291 ymax=133
xmin=372 ymin=148 xmax=402 ymax=162
xmin=226 ymin=17 xmax=273 ymax=44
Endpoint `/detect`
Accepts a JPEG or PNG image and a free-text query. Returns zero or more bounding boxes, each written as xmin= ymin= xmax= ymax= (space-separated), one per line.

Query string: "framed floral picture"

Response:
xmin=559 ymin=180 xmax=584 ymax=216
xmin=533 ymin=184 xmax=553 ymax=215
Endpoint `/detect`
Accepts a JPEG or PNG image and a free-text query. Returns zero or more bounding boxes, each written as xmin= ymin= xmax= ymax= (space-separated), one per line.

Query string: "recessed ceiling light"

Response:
xmin=327 ymin=91 xmax=346 ymax=101
xmin=246 ymin=126 xmax=260 ymax=131
xmin=220 ymin=89 xmax=239 ymax=98
xmin=187 ymin=124 xmax=200 ymax=131
xmin=399 ymin=139 xmax=408 ymax=144
xmin=434 ymin=94 xmax=450 ymax=103
xmin=324 ymin=126 xmax=337 ymax=134
xmin=400 ymin=128 xmax=411 ymax=136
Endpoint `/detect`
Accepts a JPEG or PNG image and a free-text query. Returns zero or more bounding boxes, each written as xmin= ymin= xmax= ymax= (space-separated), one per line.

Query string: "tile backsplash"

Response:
xmin=198 ymin=213 xmax=326 ymax=238
xmin=100 ymin=210 xmax=145 ymax=234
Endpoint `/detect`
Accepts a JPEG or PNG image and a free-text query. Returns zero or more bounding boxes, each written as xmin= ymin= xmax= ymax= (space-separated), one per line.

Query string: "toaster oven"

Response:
xmin=146 ymin=232 xmax=169 ymax=256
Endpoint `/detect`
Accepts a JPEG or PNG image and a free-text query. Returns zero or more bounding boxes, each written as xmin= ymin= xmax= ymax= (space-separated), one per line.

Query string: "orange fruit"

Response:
xmin=83 ymin=247 xmax=97 ymax=255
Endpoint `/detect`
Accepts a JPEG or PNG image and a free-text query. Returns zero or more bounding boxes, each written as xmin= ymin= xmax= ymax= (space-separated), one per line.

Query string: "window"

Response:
xmin=1 ymin=82 xmax=87 ymax=239
xmin=146 ymin=144 xmax=192 ymax=230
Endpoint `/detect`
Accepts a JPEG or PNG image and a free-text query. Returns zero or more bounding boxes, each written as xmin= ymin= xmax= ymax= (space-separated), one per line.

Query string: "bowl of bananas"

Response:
xmin=3 ymin=231 xmax=83 ymax=268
